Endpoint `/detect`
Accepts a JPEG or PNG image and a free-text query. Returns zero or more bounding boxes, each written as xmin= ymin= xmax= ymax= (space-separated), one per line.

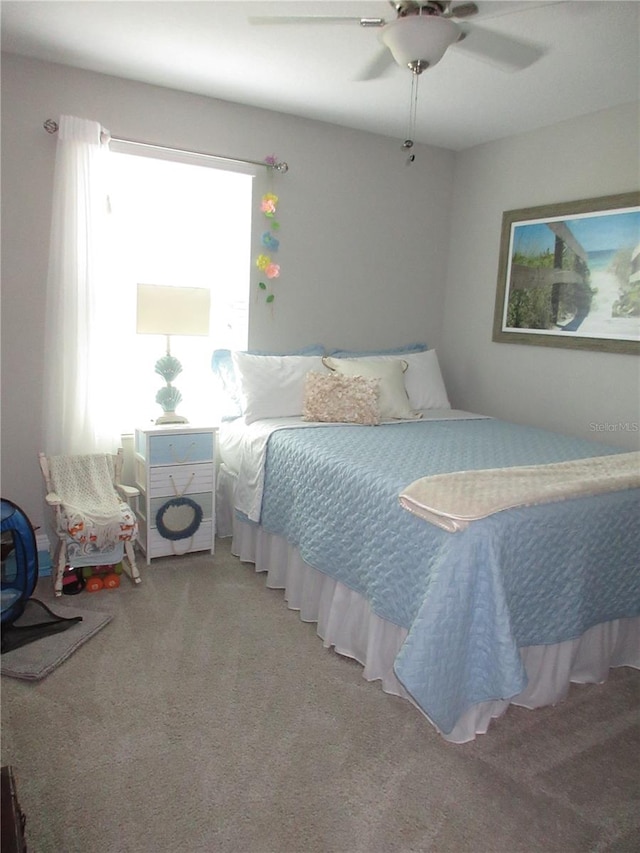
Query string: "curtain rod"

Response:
xmin=43 ymin=119 xmax=289 ymax=173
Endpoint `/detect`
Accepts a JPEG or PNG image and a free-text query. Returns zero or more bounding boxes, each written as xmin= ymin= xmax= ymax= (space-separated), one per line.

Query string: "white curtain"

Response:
xmin=43 ymin=115 xmax=121 ymax=455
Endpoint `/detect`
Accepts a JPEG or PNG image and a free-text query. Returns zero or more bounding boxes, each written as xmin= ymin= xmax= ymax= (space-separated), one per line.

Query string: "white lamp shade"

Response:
xmin=136 ymin=284 xmax=210 ymax=336
xmin=381 ymin=16 xmax=460 ymax=69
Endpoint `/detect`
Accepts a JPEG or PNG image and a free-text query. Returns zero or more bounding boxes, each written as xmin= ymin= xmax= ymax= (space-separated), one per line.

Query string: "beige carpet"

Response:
xmin=1 ymin=537 xmax=638 ymax=853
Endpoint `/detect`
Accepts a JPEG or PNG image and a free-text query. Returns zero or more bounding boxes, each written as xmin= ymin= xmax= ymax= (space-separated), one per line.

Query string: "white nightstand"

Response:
xmin=134 ymin=425 xmax=217 ymax=564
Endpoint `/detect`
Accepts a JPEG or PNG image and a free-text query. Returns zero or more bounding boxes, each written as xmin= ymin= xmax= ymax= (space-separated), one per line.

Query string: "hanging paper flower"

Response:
xmin=260 ymin=193 xmax=278 ymax=216
xmin=262 ymin=232 xmax=280 ymax=252
xmin=256 ymin=159 xmax=283 ymax=305
xmin=265 ymin=263 xmax=280 ymax=279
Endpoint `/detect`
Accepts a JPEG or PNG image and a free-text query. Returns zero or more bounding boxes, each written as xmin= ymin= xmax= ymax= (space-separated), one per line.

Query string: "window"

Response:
xmin=107 ymin=147 xmax=253 ymax=430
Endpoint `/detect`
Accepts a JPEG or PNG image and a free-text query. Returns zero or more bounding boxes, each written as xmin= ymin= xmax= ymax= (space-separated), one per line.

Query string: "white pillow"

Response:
xmin=340 ymin=350 xmax=450 ymax=410
xmin=322 ymin=357 xmax=419 ymax=420
xmin=400 ymin=350 xmax=451 ymax=410
xmin=232 ymin=352 xmax=328 ymax=424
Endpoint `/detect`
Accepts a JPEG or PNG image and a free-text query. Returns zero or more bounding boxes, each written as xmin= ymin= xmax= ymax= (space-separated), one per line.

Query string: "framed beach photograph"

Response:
xmin=493 ymin=192 xmax=640 ymax=354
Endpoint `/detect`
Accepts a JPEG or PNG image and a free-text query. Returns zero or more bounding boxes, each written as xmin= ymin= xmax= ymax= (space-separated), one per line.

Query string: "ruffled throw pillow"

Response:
xmin=302 ymin=372 xmax=380 ymax=425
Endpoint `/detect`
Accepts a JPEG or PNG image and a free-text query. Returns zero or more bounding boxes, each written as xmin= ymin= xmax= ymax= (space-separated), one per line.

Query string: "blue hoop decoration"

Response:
xmin=155 ymin=497 xmax=203 ymax=541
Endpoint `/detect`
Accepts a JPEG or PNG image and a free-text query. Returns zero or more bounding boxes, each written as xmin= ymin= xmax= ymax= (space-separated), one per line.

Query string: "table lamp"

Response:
xmin=136 ymin=283 xmax=211 ymax=424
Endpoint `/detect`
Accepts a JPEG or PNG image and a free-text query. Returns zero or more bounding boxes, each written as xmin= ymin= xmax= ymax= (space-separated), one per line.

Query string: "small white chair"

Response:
xmin=39 ymin=449 xmax=142 ymax=596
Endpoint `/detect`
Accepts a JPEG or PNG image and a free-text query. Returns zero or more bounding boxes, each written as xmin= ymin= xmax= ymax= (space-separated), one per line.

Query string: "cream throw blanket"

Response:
xmin=49 ymin=454 xmax=124 ymax=548
xmin=398 ymin=451 xmax=640 ymax=532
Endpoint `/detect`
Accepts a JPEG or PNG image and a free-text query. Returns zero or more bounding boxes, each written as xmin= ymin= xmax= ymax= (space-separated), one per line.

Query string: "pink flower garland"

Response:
xmin=256 ymin=160 xmax=281 ymax=304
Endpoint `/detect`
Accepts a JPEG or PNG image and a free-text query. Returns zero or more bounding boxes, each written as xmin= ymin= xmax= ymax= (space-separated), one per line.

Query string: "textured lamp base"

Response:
xmin=156 ymin=412 xmax=189 ymax=425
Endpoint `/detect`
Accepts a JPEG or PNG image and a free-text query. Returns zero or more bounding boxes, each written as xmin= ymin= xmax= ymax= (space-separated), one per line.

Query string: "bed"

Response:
xmin=213 ymin=345 xmax=640 ymax=743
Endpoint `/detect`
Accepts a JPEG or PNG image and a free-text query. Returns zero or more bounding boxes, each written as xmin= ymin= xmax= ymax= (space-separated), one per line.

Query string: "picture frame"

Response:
xmin=492 ymin=191 xmax=640 ymax=354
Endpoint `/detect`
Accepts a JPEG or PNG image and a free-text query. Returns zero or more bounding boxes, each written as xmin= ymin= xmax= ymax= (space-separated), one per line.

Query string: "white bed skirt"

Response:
xmin=218 ymin=464 xmax=640 ymax=743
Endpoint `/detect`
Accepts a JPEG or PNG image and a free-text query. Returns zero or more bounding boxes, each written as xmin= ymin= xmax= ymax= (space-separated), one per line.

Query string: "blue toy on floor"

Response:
xmin=1 ymin=498 xmax=82 ymax=653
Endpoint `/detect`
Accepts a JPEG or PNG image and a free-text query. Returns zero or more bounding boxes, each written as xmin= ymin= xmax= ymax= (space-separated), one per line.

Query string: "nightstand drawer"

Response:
xmin=148 ymin=521 xmax=213 ymax=557
xmin=149 ymin=492 xmax=213 ymax=524
xmin=147 ymin=432 xmax=213 ymax=465
xmin=148 ymin=463 xmax=213 ymax=497
xmin=137 ymin=491 xmax=214 ymax=526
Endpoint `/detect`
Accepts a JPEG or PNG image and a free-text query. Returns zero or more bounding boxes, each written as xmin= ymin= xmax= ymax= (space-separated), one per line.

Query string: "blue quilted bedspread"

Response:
xmin=253 ymin=418 xmax=640 ymax=734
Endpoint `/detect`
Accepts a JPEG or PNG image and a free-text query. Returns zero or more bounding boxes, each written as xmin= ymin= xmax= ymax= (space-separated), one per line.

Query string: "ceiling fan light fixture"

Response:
xmin=381 ymin=15 xmax=460 ymax=70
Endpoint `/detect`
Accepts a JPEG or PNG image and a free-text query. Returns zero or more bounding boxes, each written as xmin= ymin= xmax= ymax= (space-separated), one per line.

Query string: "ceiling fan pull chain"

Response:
xmin=403 ymin=70 xmax=419 ymax=164
xmin=412 ymin=71 xmax=420 ymax=140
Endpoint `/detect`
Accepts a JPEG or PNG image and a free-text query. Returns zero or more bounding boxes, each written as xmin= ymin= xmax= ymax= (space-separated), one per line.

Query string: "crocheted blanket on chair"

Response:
xmin=49 ymin=454 xmax=134 ymax=549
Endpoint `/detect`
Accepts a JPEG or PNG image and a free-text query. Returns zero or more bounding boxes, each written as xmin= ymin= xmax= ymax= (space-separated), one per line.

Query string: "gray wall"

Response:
xmin=1 ymin=53 xmax=454 ymax=527
xmin=440 ymin=103 xmax=640 ymax=448
xmin=2 ymin=53 xmax=638 ymax=531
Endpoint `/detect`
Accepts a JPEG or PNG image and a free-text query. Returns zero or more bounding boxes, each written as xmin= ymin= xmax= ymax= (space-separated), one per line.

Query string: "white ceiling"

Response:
xmin=2 ymin=1 xmax=639 ymax=150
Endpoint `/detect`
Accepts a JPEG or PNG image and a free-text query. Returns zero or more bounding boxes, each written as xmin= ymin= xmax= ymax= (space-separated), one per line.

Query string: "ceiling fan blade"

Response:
xmin=447 ymin=2 xmax=479 ymax=18
xmin=470 ymin=1 xmax=563 ymax=24
xmin=453 ymin=24 xmax=544 ymax=71
xmin=355 ymin=47 xmax=396 ymax=81
xmin=248 ymin=16 xmax=385 ymax=27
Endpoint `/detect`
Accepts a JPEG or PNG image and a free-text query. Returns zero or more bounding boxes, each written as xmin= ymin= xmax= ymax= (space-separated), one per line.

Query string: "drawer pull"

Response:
xmin=170 ymin=471 xmax=196 ymax=497
xmin=169 ymin=441 xmax=196 ymax=464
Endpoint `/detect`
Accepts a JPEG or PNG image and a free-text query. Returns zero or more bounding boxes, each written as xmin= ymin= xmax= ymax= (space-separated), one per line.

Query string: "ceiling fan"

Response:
xmin=249 ymin=1 xmax=546 ymax=80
